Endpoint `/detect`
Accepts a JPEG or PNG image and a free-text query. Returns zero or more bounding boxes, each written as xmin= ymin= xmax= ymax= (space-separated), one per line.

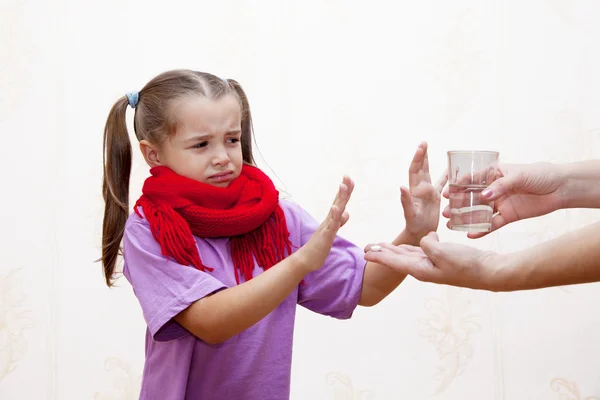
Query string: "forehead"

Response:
xmin=172 ymin=94 xmax=241 ymax=135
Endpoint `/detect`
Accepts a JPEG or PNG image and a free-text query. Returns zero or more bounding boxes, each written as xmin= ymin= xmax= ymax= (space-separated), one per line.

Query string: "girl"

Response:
xmin=101 ymin=69 xmax=445 ymax=400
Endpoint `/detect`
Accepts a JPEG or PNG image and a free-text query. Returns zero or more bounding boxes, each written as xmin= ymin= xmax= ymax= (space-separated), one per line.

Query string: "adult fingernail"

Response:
xmin=370 ymin=245 xmax=382 ymax=252
xmin=482 ymin=189 xmax=492 ymax=198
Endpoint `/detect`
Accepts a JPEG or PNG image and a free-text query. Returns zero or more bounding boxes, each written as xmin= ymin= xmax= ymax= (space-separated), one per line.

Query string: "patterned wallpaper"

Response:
xmin=1 ymin=0 xmax=599 ymax=399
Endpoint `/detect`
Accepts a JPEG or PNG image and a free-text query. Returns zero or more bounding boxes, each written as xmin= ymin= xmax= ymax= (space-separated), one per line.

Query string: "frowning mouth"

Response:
xmin=208 ymin=171 xmax=234 ymax=182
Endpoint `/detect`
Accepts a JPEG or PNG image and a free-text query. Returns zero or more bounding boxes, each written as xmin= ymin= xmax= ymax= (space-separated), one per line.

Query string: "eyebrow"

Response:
xmin=184 ymin=134 xmax=211 ymax=143
xmin=183 ymin=130 xmax=241 ymax=143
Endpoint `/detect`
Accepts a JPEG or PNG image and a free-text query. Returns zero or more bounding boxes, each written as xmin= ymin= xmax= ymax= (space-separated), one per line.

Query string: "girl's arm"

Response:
xmin=175 ymin=177 xmax=353 ymax=344
xmin=358 ymin=230 xmax=417 ymax=306
xmin=358 ymin=142 xmax=446 ymax=306
xmin=175 ymin=251 xmax=309 ymax=343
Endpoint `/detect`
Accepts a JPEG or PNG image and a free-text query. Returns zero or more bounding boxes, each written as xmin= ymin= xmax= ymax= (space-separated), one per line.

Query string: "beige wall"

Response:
xmin=2 ymin=1 xmax=600 ymax=399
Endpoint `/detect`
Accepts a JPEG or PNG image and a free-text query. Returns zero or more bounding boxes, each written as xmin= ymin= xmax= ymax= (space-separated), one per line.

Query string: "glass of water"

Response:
xmin=447 ymin=150 xmax=499 ymax=233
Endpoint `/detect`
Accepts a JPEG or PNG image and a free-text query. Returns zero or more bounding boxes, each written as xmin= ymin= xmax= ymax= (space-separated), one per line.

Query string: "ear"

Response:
xmin=139 ymin=140 xmax=162 ymax=167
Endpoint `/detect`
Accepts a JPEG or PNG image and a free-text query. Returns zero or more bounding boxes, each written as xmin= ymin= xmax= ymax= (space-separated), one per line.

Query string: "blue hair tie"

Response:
xmin=126 ymin=92 xmax=139 ymax=108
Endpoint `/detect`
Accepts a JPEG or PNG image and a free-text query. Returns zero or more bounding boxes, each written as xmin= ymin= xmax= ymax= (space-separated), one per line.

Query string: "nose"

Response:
xmin=211 ymin=146 xmax=231 ymax=167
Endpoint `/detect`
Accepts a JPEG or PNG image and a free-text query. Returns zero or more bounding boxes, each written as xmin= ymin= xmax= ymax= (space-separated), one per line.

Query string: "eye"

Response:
xmin=227 ymin=138 xmax=240 ymax=144
xmin=191 ymin=141 xmax=208 ymax=149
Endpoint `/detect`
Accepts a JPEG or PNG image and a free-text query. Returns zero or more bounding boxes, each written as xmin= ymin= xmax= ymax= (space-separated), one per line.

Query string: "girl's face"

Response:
xmin=141 ymin=94 xmax=243 ymax=187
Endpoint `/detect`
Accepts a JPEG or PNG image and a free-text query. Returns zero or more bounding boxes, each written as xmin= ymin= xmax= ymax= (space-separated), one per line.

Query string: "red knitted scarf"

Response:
xmin=134 ymin=164 xmax=292 ymax=283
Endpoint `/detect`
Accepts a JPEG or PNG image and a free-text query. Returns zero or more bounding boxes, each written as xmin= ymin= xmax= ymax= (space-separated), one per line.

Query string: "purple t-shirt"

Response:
xmin=122 ymin=199 xmax=366 ymax=400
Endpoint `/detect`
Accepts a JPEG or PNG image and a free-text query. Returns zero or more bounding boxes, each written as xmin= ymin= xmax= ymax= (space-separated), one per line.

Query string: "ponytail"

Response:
xmin=101 ymin=97 xmax=132 ymax=286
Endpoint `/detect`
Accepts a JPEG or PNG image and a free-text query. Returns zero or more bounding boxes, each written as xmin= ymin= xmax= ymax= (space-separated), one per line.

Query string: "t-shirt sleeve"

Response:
xmin=284 ymin=201 xmax=366 ymax=319
xmin=122 ymin=216 xmax=227 ymax=342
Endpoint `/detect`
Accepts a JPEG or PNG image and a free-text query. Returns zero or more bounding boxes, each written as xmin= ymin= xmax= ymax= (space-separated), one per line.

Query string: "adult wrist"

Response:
xmin=558 ymin=161 xmax=600 ymax=209
xmin=481 ymin=251 xmax=523 ymax=292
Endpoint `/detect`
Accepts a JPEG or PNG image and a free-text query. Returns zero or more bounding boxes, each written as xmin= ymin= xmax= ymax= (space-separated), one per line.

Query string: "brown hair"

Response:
xmin=101 ymin=69 xmax=256 ymax=286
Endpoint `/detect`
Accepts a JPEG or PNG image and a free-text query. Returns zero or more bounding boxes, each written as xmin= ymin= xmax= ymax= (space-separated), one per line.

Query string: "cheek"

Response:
xmin=231 ymin=148 xmax=243 ymax=165
xmin=167 ymin=151 xmax=211 ymax=177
